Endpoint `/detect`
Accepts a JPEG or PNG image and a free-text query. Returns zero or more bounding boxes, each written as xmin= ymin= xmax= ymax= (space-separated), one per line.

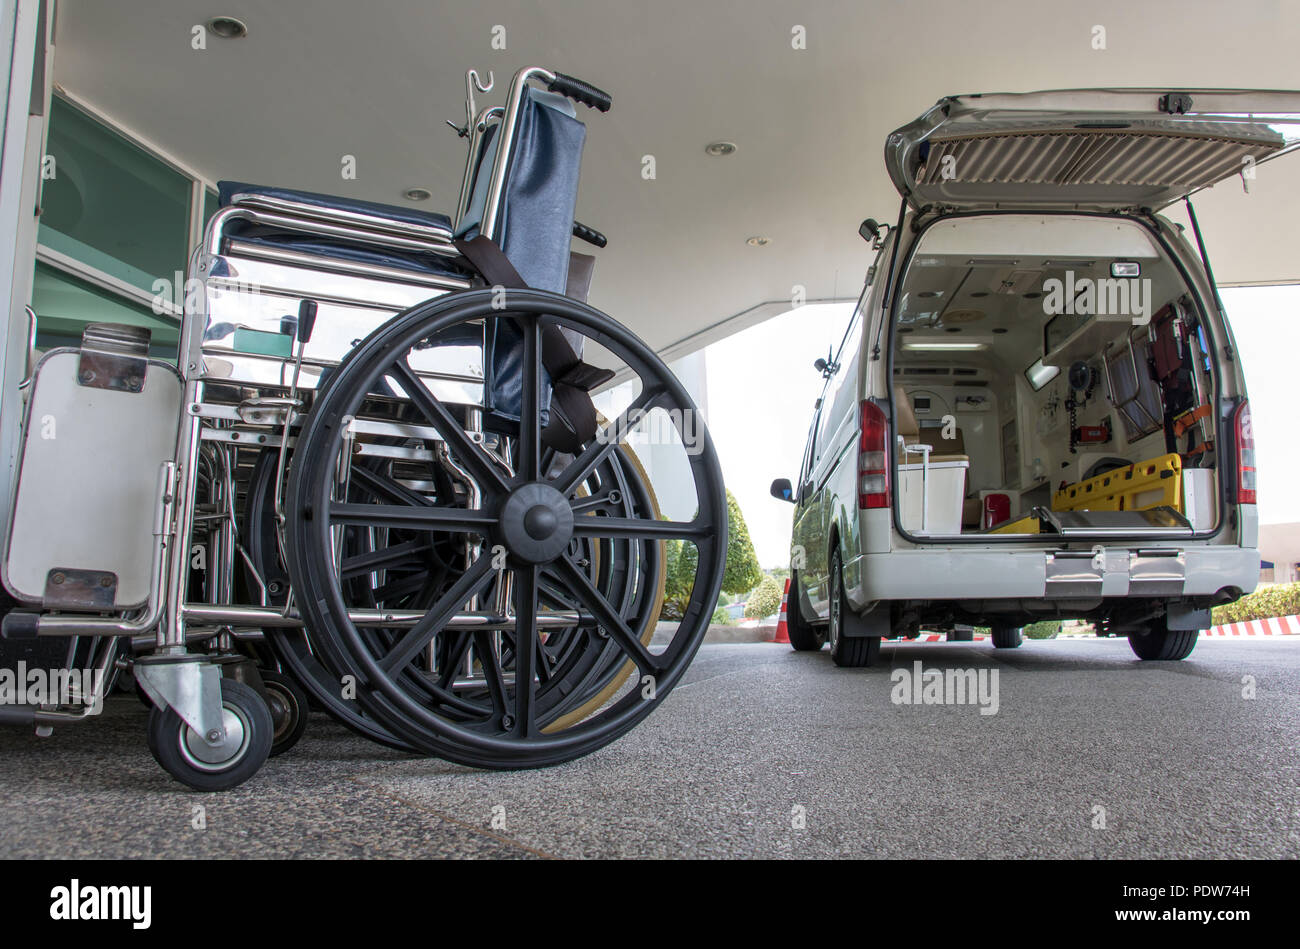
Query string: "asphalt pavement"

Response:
xmin=1 ymin=637 xmax=1295 ymax=859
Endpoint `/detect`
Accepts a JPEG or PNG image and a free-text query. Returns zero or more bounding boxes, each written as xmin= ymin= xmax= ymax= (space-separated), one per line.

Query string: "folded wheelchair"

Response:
xmin=0 ymin=67 xmax=727 ymax=789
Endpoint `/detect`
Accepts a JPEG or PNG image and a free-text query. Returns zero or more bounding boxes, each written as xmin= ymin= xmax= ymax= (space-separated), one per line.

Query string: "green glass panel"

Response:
xmin=30 ymin=262 xmax=180 ymax=361
xmin=203 ymin=188 xmax=220 ymax=233
xmin=38 ymin=96 xmax=192 ymax=294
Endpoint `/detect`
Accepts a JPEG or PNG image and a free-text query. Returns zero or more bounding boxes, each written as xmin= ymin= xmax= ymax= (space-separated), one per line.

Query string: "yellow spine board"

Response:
xmin=989 ymin=514 xmax=1040 ymax=534
xmin=1051 ymin=453 xmax=1183 ymax=514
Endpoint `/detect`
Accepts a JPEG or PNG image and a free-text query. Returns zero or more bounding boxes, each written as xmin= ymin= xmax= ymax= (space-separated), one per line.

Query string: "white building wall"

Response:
xmin=590 ymin=349 xmax=708 ymax=522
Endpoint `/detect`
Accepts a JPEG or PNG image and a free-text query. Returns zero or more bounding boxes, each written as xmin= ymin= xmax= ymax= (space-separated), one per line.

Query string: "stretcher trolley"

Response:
xmin=0 ymin=67 xmax=727 ymax=789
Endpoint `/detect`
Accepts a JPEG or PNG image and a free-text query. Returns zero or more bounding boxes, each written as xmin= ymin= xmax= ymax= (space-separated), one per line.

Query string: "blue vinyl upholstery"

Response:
xmin=216 ymin=181 xmax=465 ymax=277
xmin=467 ymin=90 xmax=587 ymax=424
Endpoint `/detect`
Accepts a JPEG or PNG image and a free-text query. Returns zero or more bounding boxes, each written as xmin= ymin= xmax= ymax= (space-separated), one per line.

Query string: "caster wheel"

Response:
xmin=135 ymin=681 xmax=155 ymax=710
xmin=146 ymin=678 xmax=273 ymax=791
xmin=259 ymin=669 xmax=310 ymax=757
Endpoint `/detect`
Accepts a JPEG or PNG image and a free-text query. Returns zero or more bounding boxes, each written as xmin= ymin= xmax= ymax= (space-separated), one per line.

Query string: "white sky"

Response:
xmin=704 ymin=287 xmax=1300 ymax=569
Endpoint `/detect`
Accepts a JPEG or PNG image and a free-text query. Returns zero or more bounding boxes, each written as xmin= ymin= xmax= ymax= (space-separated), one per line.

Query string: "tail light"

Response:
xmin=1233 ymin=400 xmax=1256 ymax=504
xmin=858 ymin=400 xmax=890 ymax=509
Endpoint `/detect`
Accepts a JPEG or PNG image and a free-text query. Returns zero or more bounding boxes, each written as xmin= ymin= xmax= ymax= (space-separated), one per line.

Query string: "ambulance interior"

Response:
xmin=889 ymin=216 xmax=1219 ymax=539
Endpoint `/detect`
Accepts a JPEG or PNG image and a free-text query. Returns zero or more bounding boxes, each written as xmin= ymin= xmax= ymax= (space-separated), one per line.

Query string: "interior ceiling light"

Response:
xmin=745 ymin=236 xmax=770 ymax=247
xmin=206 ymin=16 xmax=249 ymax=39
xmin=402 ymin=187 xmax=433 ymax=201
xmin=903 ymin=341 xmax=987 ymax=351
xmin=705 ymin=142 xmax=737 ymax=157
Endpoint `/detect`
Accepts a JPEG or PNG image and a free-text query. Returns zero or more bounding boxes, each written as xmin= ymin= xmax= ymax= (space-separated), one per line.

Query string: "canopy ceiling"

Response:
xmin=51 ymin=0 xmax=1300 ymax=358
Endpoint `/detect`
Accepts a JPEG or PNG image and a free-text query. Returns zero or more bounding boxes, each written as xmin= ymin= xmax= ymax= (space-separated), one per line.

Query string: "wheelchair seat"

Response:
xmin=219 ymin=181 xmax=455 ymax=236
xmin=217 ymin=180 xmax=467 ymax=278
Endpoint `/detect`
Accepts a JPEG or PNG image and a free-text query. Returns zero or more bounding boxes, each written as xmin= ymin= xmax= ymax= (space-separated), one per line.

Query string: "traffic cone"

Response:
xmin=772 ymin=578 xmax=791 ymax=644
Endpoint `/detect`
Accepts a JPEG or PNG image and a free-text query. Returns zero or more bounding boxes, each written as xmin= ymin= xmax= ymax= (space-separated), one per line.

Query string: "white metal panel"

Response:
xmin=4 ymin=349 xmax=180 ymax=607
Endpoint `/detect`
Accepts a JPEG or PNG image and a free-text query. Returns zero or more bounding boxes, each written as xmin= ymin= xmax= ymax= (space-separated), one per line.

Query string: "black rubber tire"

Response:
xmin=827 ymin=549 xmax=880 ymax=668
xmin=991 ymin=625 xmax=1023 ymax=649
xmin=146 ymin=678 xmax=273 ymax=791
xmin=259 ymin=669 xmax=310 ymax=757
xmin=1128 ymin=626 xmax=1198 ymax=660
xmin=949 ymin=626 xmax=975 ymax=642
xmin=285 ymin=289 xmax=727 ymax=769
xmin=786 ymin=570 xmax=826 ymax=652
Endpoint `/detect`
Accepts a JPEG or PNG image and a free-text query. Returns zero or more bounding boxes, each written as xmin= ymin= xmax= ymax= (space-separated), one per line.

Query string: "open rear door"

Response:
xmin=885 ymin=88 xmax=1300 ymax=211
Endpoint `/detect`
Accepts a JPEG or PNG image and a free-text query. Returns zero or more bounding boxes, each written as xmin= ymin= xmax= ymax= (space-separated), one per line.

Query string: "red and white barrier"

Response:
xmin=1204 ymin=614 xmax=1300 ymax=637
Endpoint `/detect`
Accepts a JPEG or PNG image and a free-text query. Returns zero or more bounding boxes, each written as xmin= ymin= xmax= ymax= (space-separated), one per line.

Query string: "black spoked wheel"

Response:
xmin=285 ymin=289 xmax=725 ymax=769
xmin=247 ymin=435 xmax=663 ymax=750
xmin=244 ymin=449 xmax=413 ymax=751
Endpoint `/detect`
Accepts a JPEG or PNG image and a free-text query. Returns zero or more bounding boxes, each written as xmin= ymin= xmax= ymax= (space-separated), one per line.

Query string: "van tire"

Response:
xmin=991 ymin=625 xmax=1023 ymax=649
xmin=1128 ymin=626 xmax=1198 ymax=660
xmin=827 ymin=550 xmax=880 ymax=667
xmin=786 ymin=571 xmax=826 ymax=652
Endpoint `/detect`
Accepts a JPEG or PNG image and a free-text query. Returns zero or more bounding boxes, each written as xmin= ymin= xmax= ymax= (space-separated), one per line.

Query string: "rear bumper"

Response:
xmin=844 ymin=544 xmax=1259 ymax=609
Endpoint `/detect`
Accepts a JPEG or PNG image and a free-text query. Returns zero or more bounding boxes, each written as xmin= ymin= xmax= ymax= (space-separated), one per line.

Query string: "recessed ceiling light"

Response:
xmin=705 ymin=142 xmax=737 ymax=157
xmin=206 ymin=16 xmax=248 ymax=39
xmin=402 ymin=187 xmax=432 ymax=201
xmin=745 ymin=236 xmax=770 ymax=247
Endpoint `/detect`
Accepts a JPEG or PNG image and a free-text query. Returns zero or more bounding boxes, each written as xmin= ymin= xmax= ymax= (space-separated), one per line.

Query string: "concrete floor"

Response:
xmin=1 ymin=637 xmax=1296 ymax=859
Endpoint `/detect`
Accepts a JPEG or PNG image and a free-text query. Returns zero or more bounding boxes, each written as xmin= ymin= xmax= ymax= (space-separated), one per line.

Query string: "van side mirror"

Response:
xmin=814 ymin=358 xmax=828 ymax=374
xmin=770 ymin=478 xmax=794 ymax=503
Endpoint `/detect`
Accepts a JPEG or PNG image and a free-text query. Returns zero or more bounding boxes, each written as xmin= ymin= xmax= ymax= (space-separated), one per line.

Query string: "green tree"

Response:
xmin=744 ymin=575 xmax=784 ymax=619
xmin=722 ymin=491 xmax=762 ymax=595
xmin=658 ymin=492 xmax=763 ymax=619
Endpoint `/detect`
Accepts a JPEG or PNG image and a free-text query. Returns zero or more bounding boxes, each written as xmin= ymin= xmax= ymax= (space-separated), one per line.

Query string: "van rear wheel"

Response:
xmin=827 ymin=550 xmax=880 ymax=667
xmin=991 ymin=626 xmax=1022 ymax=649
xmin=1128 ymin=625 xmax=1198 ymax=660
xmin=786 ymin=570 xmax=826 ymax=652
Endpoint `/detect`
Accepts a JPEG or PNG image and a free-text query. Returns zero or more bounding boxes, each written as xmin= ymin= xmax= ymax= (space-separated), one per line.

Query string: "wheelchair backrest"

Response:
xmin=456 ymin=89 xmax=586 ymax=295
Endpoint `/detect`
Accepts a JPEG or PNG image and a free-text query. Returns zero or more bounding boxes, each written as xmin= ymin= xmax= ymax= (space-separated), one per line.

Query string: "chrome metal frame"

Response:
xmin=5 ymin=65 xmax=588 ymax=729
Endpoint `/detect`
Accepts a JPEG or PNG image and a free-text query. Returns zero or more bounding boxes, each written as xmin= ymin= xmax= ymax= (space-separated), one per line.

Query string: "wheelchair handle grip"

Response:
xmin=281 ymin=299 xmax=319 ymax=345
xmin=572 ymin=221 xmax=607 ymax=248
xmin=547 ymin=72 xmax=612 ymax=113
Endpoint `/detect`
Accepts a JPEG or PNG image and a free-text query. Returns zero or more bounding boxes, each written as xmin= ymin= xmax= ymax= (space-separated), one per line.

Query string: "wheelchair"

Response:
xmin=0 ymin=67 xmax=727 ymax=789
